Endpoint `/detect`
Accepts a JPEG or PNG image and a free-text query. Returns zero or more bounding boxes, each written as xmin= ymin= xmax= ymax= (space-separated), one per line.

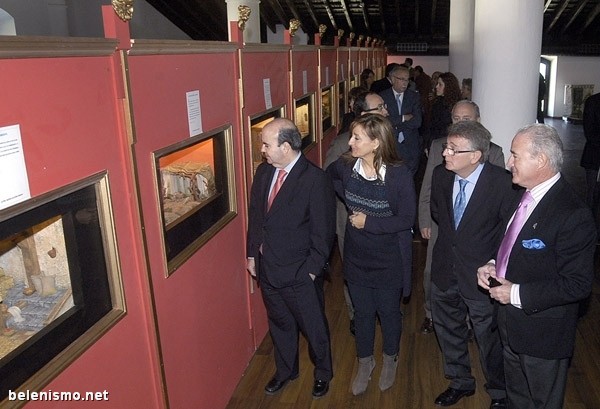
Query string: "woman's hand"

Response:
xmin=349 ymin=211 xmax=366 ymax=229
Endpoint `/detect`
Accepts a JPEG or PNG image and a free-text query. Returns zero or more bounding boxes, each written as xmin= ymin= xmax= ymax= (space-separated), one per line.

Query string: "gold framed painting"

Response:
xmin=153 ymin=124 xmax=237 ymax=276
xmin=294 ymin=93 xmax=316 ymax=151
xmin=0 ymin=172 xmax=125 ymax=407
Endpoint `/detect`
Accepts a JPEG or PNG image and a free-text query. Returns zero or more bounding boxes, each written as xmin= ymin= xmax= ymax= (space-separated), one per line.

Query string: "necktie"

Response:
xmin=453 ymin=179 xmax=468 ymax=229
xmin=397 ymin=93 xmax=405 ymax=143
xmin=495 ymin=191 xmax=534 ymax=278
xmin=267 ymin=169 xmax=287 ymax=210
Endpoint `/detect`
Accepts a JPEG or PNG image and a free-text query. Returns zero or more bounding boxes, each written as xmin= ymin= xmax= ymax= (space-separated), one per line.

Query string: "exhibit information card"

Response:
xmin=0 ymin=124 xmax=30 ymax=211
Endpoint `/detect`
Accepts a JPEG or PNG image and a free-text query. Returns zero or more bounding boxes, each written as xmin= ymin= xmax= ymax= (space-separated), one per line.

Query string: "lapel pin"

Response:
xmin=532 ymin=223 xmax=537 ymax=230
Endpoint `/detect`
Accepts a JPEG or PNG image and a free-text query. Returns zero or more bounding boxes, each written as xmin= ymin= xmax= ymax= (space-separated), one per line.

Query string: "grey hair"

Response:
xmin=516 ymin=124 xmax=563 ymax=172
xmin=446 ymin=121 xmax=491 ymax=163
xmin=452 ymin=100 xmax=481 ymax=119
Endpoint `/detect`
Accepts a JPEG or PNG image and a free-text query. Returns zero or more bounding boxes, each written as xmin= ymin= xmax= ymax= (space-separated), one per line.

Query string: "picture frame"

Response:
xmin=0 ymin=172 xmax=125 ymax=407
xmin=248 ymin=106 xmax=285 ymax=179
xmin=153 ymin=124 xmax=237 ymax=276
xmin=294 ymin=93 xmax=316 ymax=151
xmin=338 ymin=80 xmax=347 ymax=126
xmin=321 ymin=86 xmax=334 ymax=133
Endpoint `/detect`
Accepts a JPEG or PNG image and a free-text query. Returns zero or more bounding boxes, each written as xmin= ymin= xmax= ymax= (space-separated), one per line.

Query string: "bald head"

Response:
xmin=451 ymin=100 xmax=481 ymax=123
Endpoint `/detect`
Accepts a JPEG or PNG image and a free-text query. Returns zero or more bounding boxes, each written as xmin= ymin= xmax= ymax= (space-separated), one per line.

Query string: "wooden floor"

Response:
xmin=226 ymin=119 xmax=600 ymax=409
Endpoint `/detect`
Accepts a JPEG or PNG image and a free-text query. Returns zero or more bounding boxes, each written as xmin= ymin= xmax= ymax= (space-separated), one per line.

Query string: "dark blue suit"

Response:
xmin=247 ymin=154 xmax=336 ymax=381
xmin=379 ymin=88 xmax=422 ymax=175
xmin=430 ymin=162 xmax=519 ymax=398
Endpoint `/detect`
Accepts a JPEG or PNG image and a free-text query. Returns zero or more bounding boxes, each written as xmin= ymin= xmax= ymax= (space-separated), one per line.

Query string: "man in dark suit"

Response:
xmin=379 ymin=65 xmax=422 ymax=175
xmin=246 ymin=118 xmax=336 ymax=398
xmin=580 ymin=92 xmax=600 ymax=227
xmin=478 ymin=124 xmax=596 ymax=409
xmin=430 ymin=121 xmax=517 ymax=408
xmin=418 ymin=100 xmax=504 ymax=335
xmin=369 ymin=62 xmax=399 ymax=94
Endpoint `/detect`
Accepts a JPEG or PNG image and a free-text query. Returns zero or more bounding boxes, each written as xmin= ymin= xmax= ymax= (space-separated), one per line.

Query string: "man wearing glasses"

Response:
xmin=429 ymin=121 xmax=519 ymax=408
xmin=379 ymin=65 xmax=422 ymax=176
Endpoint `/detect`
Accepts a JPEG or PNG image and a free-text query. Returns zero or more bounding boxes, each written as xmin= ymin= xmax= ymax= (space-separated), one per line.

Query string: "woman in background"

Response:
xmin=360 ymin=68 xmax=375 ymax=90
xmin=327 ymin=114 xmax=416 ymax=396
xmin=427 ymin=72 xmax=461 ymax=149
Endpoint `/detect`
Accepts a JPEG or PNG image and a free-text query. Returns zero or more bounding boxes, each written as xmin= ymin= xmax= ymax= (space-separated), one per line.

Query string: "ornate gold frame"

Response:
xmin=0 ymin=172 xmax=125 ymax=408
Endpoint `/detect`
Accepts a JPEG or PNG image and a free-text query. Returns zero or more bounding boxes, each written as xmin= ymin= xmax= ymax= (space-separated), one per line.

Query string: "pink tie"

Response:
xmin=267 ymin=169 xmax=287 ymax=210
xmin=495 ymin=191 xmax=534 ymax=278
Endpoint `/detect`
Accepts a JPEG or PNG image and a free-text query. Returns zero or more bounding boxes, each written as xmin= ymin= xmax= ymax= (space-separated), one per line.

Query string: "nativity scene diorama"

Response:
xmin=154 ymin=125 xmax=237 ymax=275
xmin=0 ymin=172 xmax=124 ymax=402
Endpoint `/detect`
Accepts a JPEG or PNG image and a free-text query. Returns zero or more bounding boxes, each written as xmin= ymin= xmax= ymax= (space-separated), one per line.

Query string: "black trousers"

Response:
xmin=260 ymin=276 xmax=333 ymax=382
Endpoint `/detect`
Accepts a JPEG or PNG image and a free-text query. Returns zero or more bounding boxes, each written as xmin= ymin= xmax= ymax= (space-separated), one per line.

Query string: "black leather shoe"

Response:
xmin=264 ymin=375 xmax=298 ymax=395
xmin=434 ymin=387 xmax=475 ymax=406
xmin=312 ymin=379 xmax=329 ymax=398
xmin=490 ymin=398 xmax=507 ymax=408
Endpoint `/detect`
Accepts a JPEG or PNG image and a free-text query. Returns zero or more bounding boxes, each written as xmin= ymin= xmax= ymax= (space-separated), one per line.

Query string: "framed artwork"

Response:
xmin=338 ymin=81 xmax=347 ymax=126
xmin=321 ymin=86 xmax=334 ymax=133
xmin=248 ymin=106 xmax=285 ymax=177
xmin=153 ymin=125 xmax=237 ymax=275
xmin=0 ymin=172 xmax=125 ymax=407
xmin=294 ymin=94 xmax=316 ymax=151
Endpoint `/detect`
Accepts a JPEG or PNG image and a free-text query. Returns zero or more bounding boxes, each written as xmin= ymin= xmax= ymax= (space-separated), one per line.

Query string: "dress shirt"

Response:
xmin=268 ymin=152 xmax=300 ymax=196
xmin=452 ymin=163 xmax=484 ymax=207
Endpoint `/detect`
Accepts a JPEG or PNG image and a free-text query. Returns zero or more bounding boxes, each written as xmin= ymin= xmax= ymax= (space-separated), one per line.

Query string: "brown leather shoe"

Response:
xmin=420 ymin=317 xmax=434 ymax=334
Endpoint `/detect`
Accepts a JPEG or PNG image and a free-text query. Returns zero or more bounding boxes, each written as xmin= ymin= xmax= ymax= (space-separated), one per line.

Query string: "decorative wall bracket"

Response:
xmin=112 ymin=0 xmax=134 ymax=22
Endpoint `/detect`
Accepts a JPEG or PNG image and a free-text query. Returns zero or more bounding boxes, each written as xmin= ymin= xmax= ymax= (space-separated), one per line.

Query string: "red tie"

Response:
xmin=268 ymin=169 xmax=287 ymax=210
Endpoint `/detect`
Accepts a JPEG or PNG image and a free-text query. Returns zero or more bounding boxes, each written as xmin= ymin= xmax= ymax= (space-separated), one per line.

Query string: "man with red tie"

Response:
xmin=246 ymin=118 xmax=336 ymax=399
xmin=478 ymin=124 xmax=596 ymax=409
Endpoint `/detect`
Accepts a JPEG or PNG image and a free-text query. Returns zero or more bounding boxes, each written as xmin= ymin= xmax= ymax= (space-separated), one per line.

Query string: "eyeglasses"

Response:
xmin=363 ymin=103 xmax=387 ymax=112
xmin=442 ymin=143 xmax=476 ymax=156
xmin=392 ymin=76 xmax=409 ymax=82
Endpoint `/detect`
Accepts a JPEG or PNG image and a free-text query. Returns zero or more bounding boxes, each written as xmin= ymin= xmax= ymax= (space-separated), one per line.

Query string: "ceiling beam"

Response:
xmin=561 ymin=0 xmax=588 ymax=34
xmin=377 ymin=0 xmax=386 ymax=35
xmin=396 ymin=0 xmax=402 ymax=34
xmin=360 ymin=1 xmax=371 ymax=33
xmin=431 ymin=0 xmax=438 ymax=31
xmin=546 ymin=0 xmax=571 ymax=32
xmin=339 ymin=0 xmax=355 ymax=32
xmin=260 ymin=6 xmax=278 ymax=33
xmin=414 ymin=0 xmax=420 ymax=35
xmin=302 ymin=0 xmax=320 ymax=28
xmin=578 ymin=0 xmax=600 ymax=34
xmin=284 ymin=0 xmax=305 ymax=31
xmin=322 ymin=0 xmax=338 ymax=30
xmin=262 ymin=0 xmax=288 ymax=26
xmin=543 ymin=0 xmax=553 ymax=12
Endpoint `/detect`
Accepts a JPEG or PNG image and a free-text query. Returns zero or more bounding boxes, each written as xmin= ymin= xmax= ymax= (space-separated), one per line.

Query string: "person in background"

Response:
xmin=246 ymin=118 xmax=336 ymax=399
xmin=461 ymin=78 xmax=472 ymax=100
xmin=379 ymin=64 xmax=423 ymax=176
xmin=418 ymin=100 xmax=505 ymax=336
xmin=370 ymin=63 xmax=400 ymax=94
xmin=324 ymin=91 xmax=390 ymax=336
xmin=427 ymin=72 xmax=461 ymax=150
xmin=537 ymin=73 xmax=546 ymax=124
xmin=403 ymin=57 xmax=413 ymax=69
xmin=580 ymin=92 xmax=600 ymax=229
xmin=338 ymin=86 xmax=368 ymax=136
xmin=430 ymin=121 xmax=516 ymax=408
xmin=478 ymin=124 xmax=595 ymax=409
xmin=360 ymin=68 xmax=375 ymax=90
xmin=327 ymin=114 xmax=416 ymax=396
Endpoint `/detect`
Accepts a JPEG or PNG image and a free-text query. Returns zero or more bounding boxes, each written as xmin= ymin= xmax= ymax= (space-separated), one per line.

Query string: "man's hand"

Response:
xmin=477 ymin=262 xmax=512 ymax=304
xmin=247 ymin=258 xmax=256 ymax=277
xmin=420 ymin=227 xmax=431 ymax=240
xmin=477 ymin=262 xmax=496 ymax=290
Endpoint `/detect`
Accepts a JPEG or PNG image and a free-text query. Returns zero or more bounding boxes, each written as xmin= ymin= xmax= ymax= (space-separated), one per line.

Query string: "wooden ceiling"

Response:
xmin=145 ymin=0 xmax=600 ymax=55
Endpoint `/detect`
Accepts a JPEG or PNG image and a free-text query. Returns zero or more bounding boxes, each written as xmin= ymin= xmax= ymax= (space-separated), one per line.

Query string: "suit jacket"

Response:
xmin=370 ymin=77 xmax=392 ymax=94
xmin=580 ymin=93 xmax=600 ymax=170
xmin=419 ymin=138 xmax=505 ymax=231
xmin=500 ymin=177 xmax=596 ymax=359
xmin=379 ymin=88 xmax=423 ymax=175
xmin=430 ymin=162 xmax=519 ymax=299
xmin=247 ymin=154 xmax=336 ymax=288
xmin=327 ymin=158 xmax=416 ymax=292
